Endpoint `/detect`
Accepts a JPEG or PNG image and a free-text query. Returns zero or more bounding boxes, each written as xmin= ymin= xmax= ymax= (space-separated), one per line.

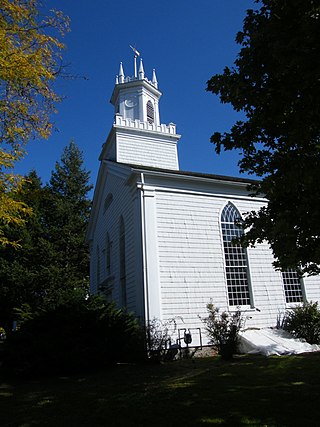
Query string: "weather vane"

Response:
xmin=130 ymin=45 xmax=141 ymax=78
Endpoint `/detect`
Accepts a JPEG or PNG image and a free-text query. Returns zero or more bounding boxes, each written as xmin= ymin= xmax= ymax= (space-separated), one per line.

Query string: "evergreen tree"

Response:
xmin=45 ymin=140 xmax=93 ymax=296
xmin=0 ymin=171 xmax=50 ymax=330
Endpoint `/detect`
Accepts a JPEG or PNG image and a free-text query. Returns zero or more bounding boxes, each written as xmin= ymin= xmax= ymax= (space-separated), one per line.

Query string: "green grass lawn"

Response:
xmin=1 ymin=353 xmax=320 ymax=427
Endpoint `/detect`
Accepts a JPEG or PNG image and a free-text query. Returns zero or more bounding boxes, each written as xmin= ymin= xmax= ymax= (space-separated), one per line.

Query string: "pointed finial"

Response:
xmin=115 ymin=75 xmax=119 ymax=84
xmin=152 ymin=69 xmax=158 ymax=88
xmin=138 ymin=58 xmax=145 ymax=80
xmin=119 ymin=62 xmax=124 ymax=83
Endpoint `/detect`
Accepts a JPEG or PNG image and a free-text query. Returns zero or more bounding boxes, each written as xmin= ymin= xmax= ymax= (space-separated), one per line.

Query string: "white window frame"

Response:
xmin=281 ymin=269 xmax=305 ymax=305
xmin=220 ymin=202 xmax=253 ymax=308
xmin=146 ymin=100 xmax=154 ymax=124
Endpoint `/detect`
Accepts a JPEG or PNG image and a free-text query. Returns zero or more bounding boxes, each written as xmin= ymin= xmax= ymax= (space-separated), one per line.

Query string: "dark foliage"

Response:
xmin=0 ymin=142 xmax=92 ymax=331
xmin=207 ymin=0 xmax=320 ymax=275
xmin=283 ymin=301 xmax=320 ymax=344
xmin=2 ymin=297 xmax=145 ymax=378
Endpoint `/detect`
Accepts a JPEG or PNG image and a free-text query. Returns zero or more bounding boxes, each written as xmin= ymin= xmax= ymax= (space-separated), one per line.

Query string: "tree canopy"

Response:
xmin=0 ymin=0 xmax=69 ymax=246
xmin=207 ymin=0 xmax=320 ymax=275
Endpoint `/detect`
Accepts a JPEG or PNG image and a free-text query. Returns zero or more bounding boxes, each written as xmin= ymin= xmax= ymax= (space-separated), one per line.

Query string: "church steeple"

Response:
xmin=102 ymin=54 xmax=181 ymax=171
xmin=110 ymin=56 xmax=162 ymax=125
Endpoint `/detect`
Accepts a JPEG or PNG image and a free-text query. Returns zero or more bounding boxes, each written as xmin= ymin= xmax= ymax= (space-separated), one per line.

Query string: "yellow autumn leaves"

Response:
xmin=0 ymin=0 xmax=69 ymax=246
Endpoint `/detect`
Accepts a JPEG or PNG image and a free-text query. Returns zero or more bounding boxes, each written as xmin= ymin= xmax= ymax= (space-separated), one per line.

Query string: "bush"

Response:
xmin=146 ymin=317 xmax=180 ymax=362
xmin=0 ymin=326 xmax=6 ymax=340
xmin=1 ymin=296 xmax=145 ymax=377
xmin=282 ymin=301 xmax=320 ymax=344
xmin=202 ymin=303 xmax=243 ymax=360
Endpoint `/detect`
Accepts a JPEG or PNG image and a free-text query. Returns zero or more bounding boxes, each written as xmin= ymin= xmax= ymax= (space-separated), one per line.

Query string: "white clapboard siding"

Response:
xmin=153 ymin=188 xmax=316 ymax=342
xmin=116 ymin=132 xmax=179 ymax=170
xmin=303 ymin=275 xmax=320 ymax=303
xmin=89 ymin=161 xmax=320 ymax=347
xmin=156 ymin=191 xmax=232 ymax=338
xmin=89 ymin=170 xmax=140 ymax=314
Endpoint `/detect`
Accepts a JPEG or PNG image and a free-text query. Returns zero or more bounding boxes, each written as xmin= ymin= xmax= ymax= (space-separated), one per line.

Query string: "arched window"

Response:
xmin=282 ymin=269 xmax=304 ymax=303
xmin=221 ymin=203 xmax=252 ymax=306
xmin=103 ymin=193 xmax=113 ymax=215
xmin=106 ymin=233 xmax=111 ymax=276
xmin=96 ymin=245 xmax=101 ymax=291
xmin=146 ymin=100 xmax=154 ymax=124
xmin=119 ymin=216 xmax=127 ymax=306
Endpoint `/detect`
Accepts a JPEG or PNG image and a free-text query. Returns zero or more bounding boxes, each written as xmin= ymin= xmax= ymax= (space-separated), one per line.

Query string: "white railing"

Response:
xmin=118 ymin=75 xmax=155 ymax=86
xmin=114 ymin=114 xmax=176 ymax=134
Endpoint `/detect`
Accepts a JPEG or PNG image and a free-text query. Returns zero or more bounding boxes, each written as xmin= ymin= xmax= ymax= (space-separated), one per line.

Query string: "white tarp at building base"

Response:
xmin=238 ymin=328 xmax=320 ymax=356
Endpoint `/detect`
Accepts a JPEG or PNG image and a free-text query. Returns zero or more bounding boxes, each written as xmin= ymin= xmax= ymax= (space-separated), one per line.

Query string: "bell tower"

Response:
xmin=111 ymin=59 xmax=161 ymax=126
xmin=100 ymin=53 xmax=181 ymax=171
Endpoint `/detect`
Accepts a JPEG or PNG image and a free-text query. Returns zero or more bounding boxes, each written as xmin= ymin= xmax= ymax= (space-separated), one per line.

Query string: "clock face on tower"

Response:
xmin=124 ymin=97 xmax=137 ymax=108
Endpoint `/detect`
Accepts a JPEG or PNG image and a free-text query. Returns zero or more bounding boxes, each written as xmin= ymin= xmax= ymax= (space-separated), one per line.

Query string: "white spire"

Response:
xmin=115 ymin=75 xmax=119 ymax=84
xmin=119 ymin=62 xmax=124 ymax=83
xmin=138 ymin=58 xmax=145 ymax=80
xmin=152 ymin=69 xmax=158 ymax=88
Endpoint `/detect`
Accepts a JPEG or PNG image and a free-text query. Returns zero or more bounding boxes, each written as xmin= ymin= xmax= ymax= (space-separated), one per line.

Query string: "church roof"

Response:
xmin=117 ymin=161 xmax=260 ymax=185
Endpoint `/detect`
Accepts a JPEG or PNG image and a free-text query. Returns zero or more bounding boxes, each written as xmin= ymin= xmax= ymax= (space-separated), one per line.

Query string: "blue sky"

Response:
xmin=14 ymin=0 xmax=257 ymax=189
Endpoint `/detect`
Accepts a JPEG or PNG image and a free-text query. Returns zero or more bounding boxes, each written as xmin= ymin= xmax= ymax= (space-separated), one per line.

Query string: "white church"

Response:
xmin=86 ymin=57 xmax=320 ymax=346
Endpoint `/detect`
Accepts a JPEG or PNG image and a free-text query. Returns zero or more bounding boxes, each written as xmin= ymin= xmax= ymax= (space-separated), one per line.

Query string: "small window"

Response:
xmin=221 ymin=203 xmax=252 ymax=306
xmin=282 ymin=269 xmax=304 ymax=303
xmin=146 ymin=100 xmax=154 ymax=124
xmin=103 ymin=193 xmax=113 ymax=214
xmin=119 ymin=216 xmax=127 ymax=307
xmin=106 ymin=233 xmax=111 ymax=276
xmin=96 ymin=245 xmax=101 ymax=290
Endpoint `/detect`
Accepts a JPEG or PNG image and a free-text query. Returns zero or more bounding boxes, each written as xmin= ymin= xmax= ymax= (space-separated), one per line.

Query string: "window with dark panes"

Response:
xmin=221 ymin=203 xmax=252 ymax=306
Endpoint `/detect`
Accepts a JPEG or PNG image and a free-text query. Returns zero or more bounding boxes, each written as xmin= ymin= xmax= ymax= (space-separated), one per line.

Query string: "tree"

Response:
xmin=207 ymin=0 xmax=320 ymax=275
xmin=0 ymin=0 xmax=69 ymax=246
xmin=0 ymin=170 xmax=50 ymax=330
xmin=0 ymin=142 xmax=92 ymax=331
xmin=44 ymin=140 xmax=93 ymax=297
xmin=0 ymin=150 xmax=32 ymax=247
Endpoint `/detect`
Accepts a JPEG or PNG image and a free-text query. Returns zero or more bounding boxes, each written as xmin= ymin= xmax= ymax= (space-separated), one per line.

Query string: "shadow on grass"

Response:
xmin=0 ymin=353 xmax=320 ymax=426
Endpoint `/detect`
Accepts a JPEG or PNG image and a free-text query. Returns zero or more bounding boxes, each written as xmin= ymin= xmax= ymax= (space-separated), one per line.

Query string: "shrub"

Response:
xmin=282 ymin=301 xmax=320 ymax=344
xmin=146 ymin=317 xmax=180 ymax=362
xmin=0 ymin=326 xmax=6 ymax=340
xmin=202 ymin=303 xmax=243 ymax=360
xmin=2 ymin=296 xmax=145 ymax=377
